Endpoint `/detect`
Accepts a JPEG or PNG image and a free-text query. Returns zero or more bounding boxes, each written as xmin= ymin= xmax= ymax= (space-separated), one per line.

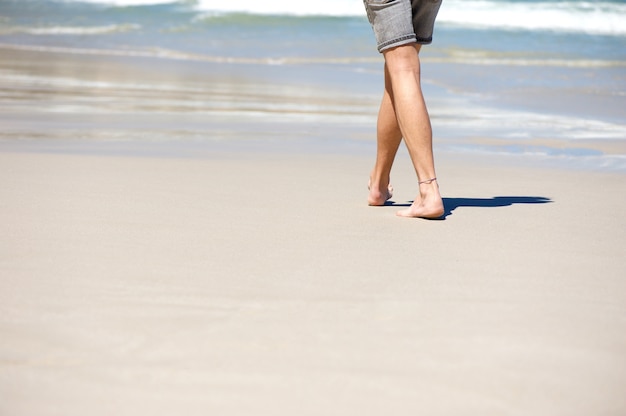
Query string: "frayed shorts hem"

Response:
xmin=377 ymin=35 xmax=433 ymax=53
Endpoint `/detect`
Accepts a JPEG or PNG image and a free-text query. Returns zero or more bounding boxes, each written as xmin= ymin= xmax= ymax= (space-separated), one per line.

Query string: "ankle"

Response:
xmin=418 ymin=177 xmax=437 ymax=185
xmin=418 ymin=178 xmax=441 ymax=199
xmin=369 ymin=174 xmax=390 ymax=190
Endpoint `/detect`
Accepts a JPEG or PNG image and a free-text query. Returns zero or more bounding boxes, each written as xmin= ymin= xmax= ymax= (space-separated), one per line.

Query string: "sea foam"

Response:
xmin=57 ymin=0 xmax=626 ymax=36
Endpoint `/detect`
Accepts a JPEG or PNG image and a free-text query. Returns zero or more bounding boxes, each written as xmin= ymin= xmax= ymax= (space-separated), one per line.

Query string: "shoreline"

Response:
xmin=1 ymin=45 xmax=624 ymax=172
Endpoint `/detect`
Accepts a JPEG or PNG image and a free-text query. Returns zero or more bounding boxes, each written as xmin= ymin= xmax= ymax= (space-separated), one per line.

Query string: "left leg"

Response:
xmin=368 ymin=62 xmax=402 ymax=206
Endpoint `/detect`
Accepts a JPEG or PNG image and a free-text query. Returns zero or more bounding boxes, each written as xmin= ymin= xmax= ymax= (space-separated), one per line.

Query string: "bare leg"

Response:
xmin=368 ymin=64 xmax=403 ymax=206
xmin=383 ymin=44 xmax=444 ymax=218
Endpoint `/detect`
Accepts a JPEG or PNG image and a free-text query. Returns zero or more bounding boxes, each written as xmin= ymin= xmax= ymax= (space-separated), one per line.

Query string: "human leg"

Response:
xmin=363 ymin=0 xmax=444 ymax=217
xmin=382 ymin=44 xmax=444 ymax=218
xmin=368 ymin=63 xmax=402 ymax=206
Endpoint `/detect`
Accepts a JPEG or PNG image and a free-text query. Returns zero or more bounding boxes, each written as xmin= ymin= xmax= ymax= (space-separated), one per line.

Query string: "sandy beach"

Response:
xmin=1 ymin=148 xmax=625 ymax=415
xmin=1 ymin=9 xmax=626 ymax=412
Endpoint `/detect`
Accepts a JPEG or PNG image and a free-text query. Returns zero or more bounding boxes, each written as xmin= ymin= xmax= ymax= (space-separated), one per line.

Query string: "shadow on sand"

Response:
xmin=392 ymin=196 xmax=553 ymax=219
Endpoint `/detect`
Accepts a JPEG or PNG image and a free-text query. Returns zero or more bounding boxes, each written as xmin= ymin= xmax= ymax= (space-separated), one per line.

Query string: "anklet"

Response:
xmin=418 ymin=177 xmax=437 ymax=185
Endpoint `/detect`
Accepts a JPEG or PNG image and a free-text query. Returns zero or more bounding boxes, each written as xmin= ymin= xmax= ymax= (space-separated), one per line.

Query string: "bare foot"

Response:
xmin=368 ymin=179 xmax=394 ymax=206
xmin=396 ymin=179 xmax=444 ymax=219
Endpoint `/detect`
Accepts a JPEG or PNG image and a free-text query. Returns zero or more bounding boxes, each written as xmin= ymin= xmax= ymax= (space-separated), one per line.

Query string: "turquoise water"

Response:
xmin=1 ymin=0 xmax=625 ymax=170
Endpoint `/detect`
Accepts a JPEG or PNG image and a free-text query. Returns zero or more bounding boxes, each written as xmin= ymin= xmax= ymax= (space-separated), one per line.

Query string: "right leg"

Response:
xmin=383 ymin=44 xmax=444 ymax=219
xmin=368 ymin=63 xmax=403 ymax=206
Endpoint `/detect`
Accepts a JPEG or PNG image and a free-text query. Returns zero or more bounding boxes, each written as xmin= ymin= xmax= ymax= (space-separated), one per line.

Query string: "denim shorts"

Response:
xmin=363 ymin=0 xmax=443 ymax=53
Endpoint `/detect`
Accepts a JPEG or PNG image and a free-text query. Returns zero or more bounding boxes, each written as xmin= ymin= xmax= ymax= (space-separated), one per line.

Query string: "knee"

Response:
xmin=383 ymin=45 xmax=421 ymax=75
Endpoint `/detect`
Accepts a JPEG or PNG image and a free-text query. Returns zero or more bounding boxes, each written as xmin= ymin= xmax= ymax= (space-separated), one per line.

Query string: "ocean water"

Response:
xmin=1 ymin=0 xmax=625 ymax=169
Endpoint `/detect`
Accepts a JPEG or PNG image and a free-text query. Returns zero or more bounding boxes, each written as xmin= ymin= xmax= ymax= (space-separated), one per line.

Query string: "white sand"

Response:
xmin=1 ymin=151 xmax=625 ymax=415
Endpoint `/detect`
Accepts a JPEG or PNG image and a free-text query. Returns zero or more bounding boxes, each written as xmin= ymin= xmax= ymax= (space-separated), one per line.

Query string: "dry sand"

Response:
xmin=1 ymin=150 xmax=625 ymax=415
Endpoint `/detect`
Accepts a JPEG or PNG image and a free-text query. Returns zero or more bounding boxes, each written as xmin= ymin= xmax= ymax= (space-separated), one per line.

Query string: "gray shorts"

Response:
xmin=363 ymin=0 xmax=443 ymax=53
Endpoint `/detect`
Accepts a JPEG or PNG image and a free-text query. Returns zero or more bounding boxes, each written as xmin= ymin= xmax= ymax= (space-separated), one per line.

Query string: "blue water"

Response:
xmin=2 ymin=0 xmax=625 ymax=60
xmin=1 ymin=0 xmax=625 ymax=170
